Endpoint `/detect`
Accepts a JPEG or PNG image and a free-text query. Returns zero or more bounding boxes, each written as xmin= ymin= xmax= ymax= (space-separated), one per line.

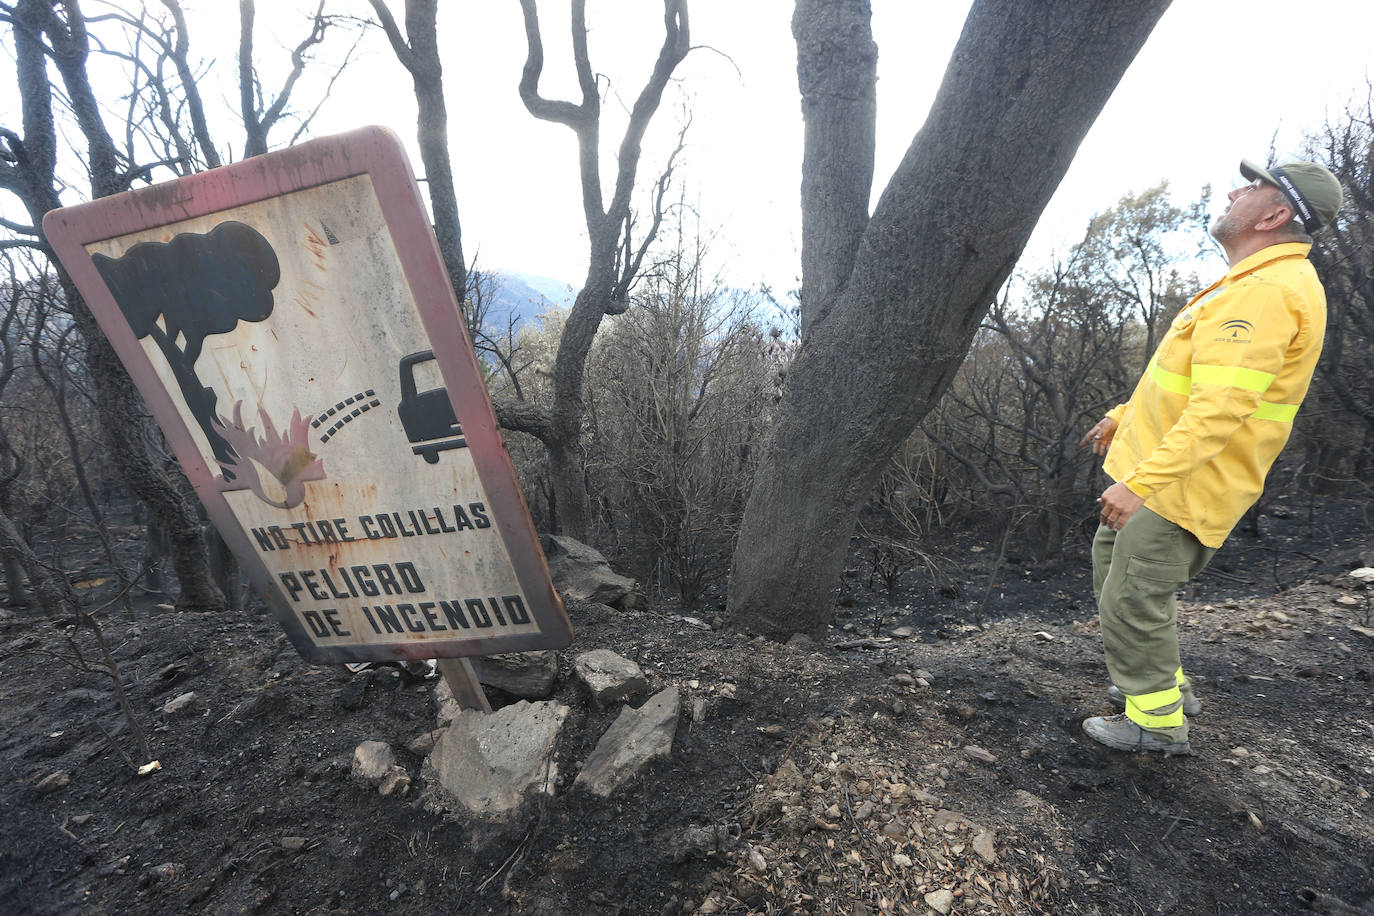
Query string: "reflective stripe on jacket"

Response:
xmin=1103 ymin=242 xmax=1326 ymax=548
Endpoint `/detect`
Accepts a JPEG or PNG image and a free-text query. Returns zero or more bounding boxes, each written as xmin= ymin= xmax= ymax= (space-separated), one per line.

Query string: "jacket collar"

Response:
xmin=1225 ymin=241 xmax=1312 ymax=282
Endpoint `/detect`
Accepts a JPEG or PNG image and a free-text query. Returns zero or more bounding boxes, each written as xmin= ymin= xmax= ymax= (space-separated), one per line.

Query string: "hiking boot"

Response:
xmin=1082 ymin=714 xmax=1190 ymax=755
xmin=1107 ymin=683 xmax=1201 ymax=717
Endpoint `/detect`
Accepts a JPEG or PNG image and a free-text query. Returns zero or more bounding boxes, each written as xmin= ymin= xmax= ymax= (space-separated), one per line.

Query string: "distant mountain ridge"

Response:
xmin=483 ymin=271 xmax=577 ymax=328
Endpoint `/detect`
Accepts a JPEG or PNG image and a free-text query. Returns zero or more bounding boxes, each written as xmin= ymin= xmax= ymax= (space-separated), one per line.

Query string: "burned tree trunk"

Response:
xmin=793 ymin=0 xmax=876 ymax=334
xmin=4 ymin=0 xmax=225 ymax=610
xmin=368 ymin=0 xmax=467 ymax=307
xmin=727 ymin=0 xmax=1173 ymax=639
xmin=505 ymin=0 xmax=691 ymax=539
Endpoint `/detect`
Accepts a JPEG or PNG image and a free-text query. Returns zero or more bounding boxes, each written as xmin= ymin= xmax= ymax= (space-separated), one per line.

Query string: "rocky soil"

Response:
xmin=1 ymin=503 xmax=1372 ymax=915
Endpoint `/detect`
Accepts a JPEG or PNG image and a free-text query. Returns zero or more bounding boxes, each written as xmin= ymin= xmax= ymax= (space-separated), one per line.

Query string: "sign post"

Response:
xmin=43 ymin=127 xmax=572 ymax=677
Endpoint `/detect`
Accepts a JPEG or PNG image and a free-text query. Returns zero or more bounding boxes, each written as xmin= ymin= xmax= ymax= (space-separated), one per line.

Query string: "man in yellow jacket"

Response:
xmin=1080 ymin=158 xmax=1342 ymax=754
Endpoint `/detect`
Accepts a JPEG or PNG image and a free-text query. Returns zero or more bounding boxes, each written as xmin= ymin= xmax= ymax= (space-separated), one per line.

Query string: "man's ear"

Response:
xmin=1255 ymin=200 xmax=1295 ymax=232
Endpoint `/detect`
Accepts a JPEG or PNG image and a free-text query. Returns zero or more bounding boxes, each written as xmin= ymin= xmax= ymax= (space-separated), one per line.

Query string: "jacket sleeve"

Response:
xmin=1122 ymin=278 xmax=1300 ymax=498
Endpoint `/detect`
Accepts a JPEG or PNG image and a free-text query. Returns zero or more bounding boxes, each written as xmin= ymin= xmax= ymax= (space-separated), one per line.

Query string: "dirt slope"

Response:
xmin=1 ymin=530 xmax=1371 ymax=915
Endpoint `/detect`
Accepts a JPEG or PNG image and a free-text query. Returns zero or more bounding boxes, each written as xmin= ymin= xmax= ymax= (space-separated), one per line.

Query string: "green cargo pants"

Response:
xmin=1094 ymin=507 xmax=1216 ymax=730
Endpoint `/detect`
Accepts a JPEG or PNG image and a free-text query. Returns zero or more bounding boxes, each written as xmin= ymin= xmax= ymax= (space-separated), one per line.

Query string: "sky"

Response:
xmin=7 ymin=1 xmax=1374 ymax=293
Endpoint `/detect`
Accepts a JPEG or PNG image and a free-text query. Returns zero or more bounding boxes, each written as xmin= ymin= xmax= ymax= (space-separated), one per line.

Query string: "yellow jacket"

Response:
xmin=1104 ymin=242 xmax=1326 ymax=547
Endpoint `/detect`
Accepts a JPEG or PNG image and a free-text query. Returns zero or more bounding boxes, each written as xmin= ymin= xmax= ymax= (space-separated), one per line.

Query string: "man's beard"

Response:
xmin=1209 ymin=211 xmax=1238 ymax=244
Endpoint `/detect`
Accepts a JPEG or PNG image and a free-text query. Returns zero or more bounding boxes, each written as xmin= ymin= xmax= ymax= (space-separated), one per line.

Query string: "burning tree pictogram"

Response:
xmin=92 ymin=221 xmax=280 ymax=480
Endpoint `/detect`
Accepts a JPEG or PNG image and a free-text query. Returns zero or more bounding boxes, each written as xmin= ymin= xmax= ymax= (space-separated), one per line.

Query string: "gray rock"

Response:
xmin=279 ymin=836 xmax=308 ymax=852
xmin=406 ymin=729 xmax=445 ymax=756
xmin=351 ymin=740 xmax=397 ymax=783
xmin=925 ymin=888 xmax=954 ymax=914
xmin=541 ymin=535 xmax=644 ymax=610
xmin=140 ymin=862 xmax=184 ymax=886
xmin=162 ymin=691 xmax=199 ymax=716
xmin=470 ymin=651 xmax=558 ymax=699
xmin=434 ymin=679 xmax=462 ymax=727
xmin=573 ymin=649 xmax=649 ymax=709
xmin=574 ymin=687 xmax=681 ymax=797
xmin=666 ymin=822 xmax=741 ymax=862
xmin=963 ymin=745 xmax=997 ymax=764
xmin=425 ymin=700 xmax=570 ymax=819
xmin=36 ymin=771 xmax=71 ymax=794
xmin=973 ymin=828 xmax=997 ymax=863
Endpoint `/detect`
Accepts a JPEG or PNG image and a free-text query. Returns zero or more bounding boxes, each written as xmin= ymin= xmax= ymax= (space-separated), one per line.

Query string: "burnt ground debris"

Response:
xmin=0 ymin=496 xmax=1371 ymax=915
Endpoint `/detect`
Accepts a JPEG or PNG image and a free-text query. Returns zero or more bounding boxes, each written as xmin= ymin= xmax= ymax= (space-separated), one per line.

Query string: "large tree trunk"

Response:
xmin=79 ymin=313 xmax=226 ymax=609
xmin=794 ymin=0 xmax=876 ymax=334
xmin=727 ymin=0 xmax=1173 ymax=640
xmin=8 ymin=0 xmax=225 ymax=611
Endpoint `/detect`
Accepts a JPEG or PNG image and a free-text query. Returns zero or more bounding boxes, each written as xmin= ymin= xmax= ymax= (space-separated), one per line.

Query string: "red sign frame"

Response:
xmin=43 ymin=127 xmax=572 ymax=663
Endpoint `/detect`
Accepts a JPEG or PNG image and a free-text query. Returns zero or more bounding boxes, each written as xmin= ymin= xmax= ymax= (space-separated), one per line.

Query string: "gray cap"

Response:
xmin=1240 ymin=158 xmax=1343 ymax=232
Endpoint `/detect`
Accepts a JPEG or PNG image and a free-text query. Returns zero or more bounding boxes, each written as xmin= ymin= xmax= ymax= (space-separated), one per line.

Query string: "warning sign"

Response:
xmin=43 ymin=127 xmax=572 ymax=663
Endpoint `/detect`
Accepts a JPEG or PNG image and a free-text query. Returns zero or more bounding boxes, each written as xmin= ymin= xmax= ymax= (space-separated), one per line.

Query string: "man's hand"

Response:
xmin=1079 ymin=417 xmax=1118 ymax=457
xmin=1097 ymin=482 xmax=1145 ymax=531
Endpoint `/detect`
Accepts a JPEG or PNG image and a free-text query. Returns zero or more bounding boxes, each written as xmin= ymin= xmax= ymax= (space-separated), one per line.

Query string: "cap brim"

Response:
xmin=1240 ymin=158 xmax=1275 ymax=185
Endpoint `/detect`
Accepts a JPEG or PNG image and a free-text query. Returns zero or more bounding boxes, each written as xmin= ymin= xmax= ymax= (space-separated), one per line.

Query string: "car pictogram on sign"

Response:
xmin=397 ymin=349 xmax=467 ymax=464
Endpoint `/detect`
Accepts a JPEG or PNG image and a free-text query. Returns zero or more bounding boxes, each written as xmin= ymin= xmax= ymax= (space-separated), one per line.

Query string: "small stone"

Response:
xmin=973 ymin=829 xmax=997 ymax=863
xmin=279 ymin=836 xmax=307 ymax=852
xmin=1252 ymin=765 xmax=1273 ymax=775
xmin=947 ymin=703 xmax=978 ymax=722
xmin=406 ymin=729 xmax=445 ymax=756
xmin=1230 ymin=747 xmax=1250 ymax=758
xmin=143 ymin=862 xmax=184 ymax=884
xmin=1334 ymin=595 xmax=1359 ymax=607
xmin=378 ymin=766 xmax=411 ymax=797
xmin=351 ymin=741 xmax=397 ymax=783
xmin=892 ymin=626 xmax=915 ymax=638
xmin=854 ymin=801 xmax=874 ymax=820
xmin=912 ymin=788 xmax=941 ymax=806
xmin=963 ymin=745 xmax=997 ymax=764
xmin=893 ymin=673 xmax=916 ymax=687
xmin=915 ymin=678 xmax=930 ymax=689
xmin=914 ymin=669 xmax=935 ymax=683
xmin=892 ymin=852 xmax=912 ymax=867
xmin=882 ymin=820 xmax=906 ymax=839
xmin=891 ymin=699 xmax=907 ymax=715
xmin=1032 ymin=630 xmax=1055 ymax=642
xmin=573 ymin=649 xmax=650 ymax=709
xmin=747 ymin=847 xmax=767 ymax=873
xmin=825 ymin=804 xmax=842 ymax=819
xmin=36 ymin=771 xmax=71 ymax=794
xmin=70 ymin=814 xmax=93 ymax=826
xmin=924 ymin=888 xmax=955 ymax=914
xmin=162 ymin=691 xmax=199 ymax=716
